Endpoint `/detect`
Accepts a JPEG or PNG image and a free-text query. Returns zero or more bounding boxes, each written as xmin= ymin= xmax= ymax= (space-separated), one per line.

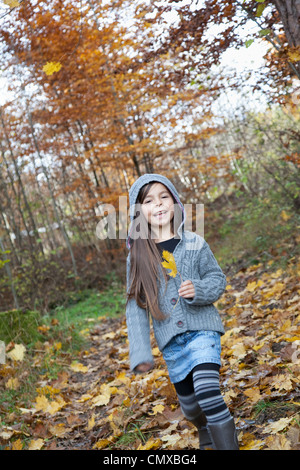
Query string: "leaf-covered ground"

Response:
xmin=1 ymin=257 xmax=300 ymax=450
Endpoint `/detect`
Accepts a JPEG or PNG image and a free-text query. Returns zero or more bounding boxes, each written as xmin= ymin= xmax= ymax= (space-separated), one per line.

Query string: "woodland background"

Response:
xmin=0 ymin=0 xmax=299 ymax=451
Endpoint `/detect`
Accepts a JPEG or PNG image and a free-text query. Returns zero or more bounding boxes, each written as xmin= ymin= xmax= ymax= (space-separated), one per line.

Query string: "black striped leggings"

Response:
xmin=173 ymin=363 xmax=232 ymax=425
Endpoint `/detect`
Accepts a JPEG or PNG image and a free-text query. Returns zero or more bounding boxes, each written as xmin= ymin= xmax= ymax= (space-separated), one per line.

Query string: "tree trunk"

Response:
xmin=274 ymin=0 xmax=300 ymax=75
xmin=0 ymin=112 xmax=40 ymax=257
xmin=274 ymin=0 xmax=300 ymax=47
xmin=27 ymin=109 xmax=78 ymax=277
xmin=0 ymin=237 xmax=20 ymax=309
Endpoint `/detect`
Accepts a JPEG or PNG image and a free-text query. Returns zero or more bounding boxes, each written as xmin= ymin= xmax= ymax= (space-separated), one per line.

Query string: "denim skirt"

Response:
xmin=162 ymin=330 xmax=222 ymax=383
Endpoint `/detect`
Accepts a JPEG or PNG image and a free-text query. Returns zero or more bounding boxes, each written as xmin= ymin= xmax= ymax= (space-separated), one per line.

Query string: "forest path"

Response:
xmin=2 ymin=257 xmax=300 ymax=451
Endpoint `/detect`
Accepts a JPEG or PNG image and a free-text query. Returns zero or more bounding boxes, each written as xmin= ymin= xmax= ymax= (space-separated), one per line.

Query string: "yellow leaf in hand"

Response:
xmin=161 ymin=250 xmax=177 ymax=277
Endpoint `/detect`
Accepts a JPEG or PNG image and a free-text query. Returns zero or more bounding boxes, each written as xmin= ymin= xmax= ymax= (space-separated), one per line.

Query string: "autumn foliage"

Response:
xmin=1 ymin=252 xmax=299 ymax=450
xmin=0 ymin=0 xmax=300 ymax=452
xmin=0 ymin=0 xmax=299 ymax=310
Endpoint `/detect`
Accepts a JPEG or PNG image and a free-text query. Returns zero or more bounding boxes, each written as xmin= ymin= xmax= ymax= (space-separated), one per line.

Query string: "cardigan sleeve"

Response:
xmin=125 ymin=255 xmax=154 ymax=371
xmin=183 ymin=241 xmax=227 ymax=306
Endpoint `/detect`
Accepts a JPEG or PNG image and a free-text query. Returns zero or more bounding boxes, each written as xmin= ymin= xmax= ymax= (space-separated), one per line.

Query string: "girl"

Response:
xmin=125 ymin=173 xmax=239 ymax=450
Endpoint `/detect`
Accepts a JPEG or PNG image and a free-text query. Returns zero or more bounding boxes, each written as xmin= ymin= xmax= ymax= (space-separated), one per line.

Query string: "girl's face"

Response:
xmin=141 ymin=183 xmax=175 ymax=233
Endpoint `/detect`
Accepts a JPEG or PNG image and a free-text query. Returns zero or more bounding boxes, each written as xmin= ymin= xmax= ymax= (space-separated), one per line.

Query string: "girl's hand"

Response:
xmin=178 ymin=280 xmax=195 ymax=299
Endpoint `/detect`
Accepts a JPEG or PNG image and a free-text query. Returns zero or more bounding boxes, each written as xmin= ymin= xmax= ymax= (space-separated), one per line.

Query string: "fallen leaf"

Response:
xmin=240 ymin=432 xmax=264 ymax=450
xmin=35 ymin=395 xmax=66 ymax=415
xmin=93 ymin=437 xmax=114 ymax=449
xmin=246 ymin=280 xmax=264 ymax=292
xmin=149 ymin=404 xmax=165 ymax=415
xmin=137 ymin=437 xmax=162 ymax=450
xmin=231 ymin=342 xmax=247 ymax=359
xmin=102 ymin=331 xmax=116 ymax=340
xmin=91 ymin=384 xmax=117 ymax=407
xmin=271 ymin=374 xmax=293 ymax=392
xmin=265 ymin=434 xmax=292 ymax=450
xmin=70 ymin=362 xmax=89 ymax=373
xmin=85 ymin=414 xmax=95 ymax=431
xmin=262 ymin=416 xmax=294 ymax=434
xmin=28 ymin=438 xmax=44 ymax=450
xmin=161 ymin=433 xmax=181 ymax=448
xmin=36 ymin=385 xmax=61 ymax=397
xmin=49 ymin=423 xmax=69 ymax=437
xmin=0 ymin=428 xmax=14 ymax=440
xmin=5 ymin=377 xmax=20 ymax=390
xmin=243 ymin=387 xmax=261 ymax=404
xmin=11 ymin=438 xmax=23 ymax=450
xmin=7 ymin=344 xmax=26 ymax=361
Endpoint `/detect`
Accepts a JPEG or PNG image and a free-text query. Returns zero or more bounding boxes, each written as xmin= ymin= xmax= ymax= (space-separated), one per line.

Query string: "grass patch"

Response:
xmin=0 ymin=309 xmax=43 ymax=346
xmin=253 ymin=399 xmax=298 ymax=424
xmin=0 ymin=280 xmax=126 ymax=432
xmin=113 ymin=419 xmax=149 ymax=449
xmin=47 ymin=283 xmax=125 ymax=347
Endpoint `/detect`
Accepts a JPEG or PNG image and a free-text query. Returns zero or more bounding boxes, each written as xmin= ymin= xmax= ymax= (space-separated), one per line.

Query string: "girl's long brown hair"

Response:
xmin=126 ymin=182 xmax=180 ymax=321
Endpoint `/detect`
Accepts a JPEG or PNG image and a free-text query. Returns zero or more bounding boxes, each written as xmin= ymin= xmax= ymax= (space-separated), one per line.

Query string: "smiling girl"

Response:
xmin=125 ymin=173 xmax=239 ymax=450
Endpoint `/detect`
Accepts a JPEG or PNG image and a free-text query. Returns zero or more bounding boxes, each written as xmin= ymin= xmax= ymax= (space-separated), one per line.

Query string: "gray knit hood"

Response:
xmin=126 ymin=173 xmax=186 ymax=250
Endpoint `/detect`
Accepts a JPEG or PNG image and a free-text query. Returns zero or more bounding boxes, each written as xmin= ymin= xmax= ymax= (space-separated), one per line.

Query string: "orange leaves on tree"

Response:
xmin=287 ymin=47 xmax=300 ymax=64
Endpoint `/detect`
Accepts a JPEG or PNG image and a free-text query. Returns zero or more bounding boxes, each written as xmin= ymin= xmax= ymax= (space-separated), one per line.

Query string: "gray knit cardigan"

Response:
xmin=125 ymin=174 xmax=226 ymax=371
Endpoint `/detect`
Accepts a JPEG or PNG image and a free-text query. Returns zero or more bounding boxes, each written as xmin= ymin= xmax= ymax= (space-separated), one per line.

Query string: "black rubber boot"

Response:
xmin=190 ymin=411 xmax=213 ymax=450
xmin=207 ymin=417 xmax=239 ymax=450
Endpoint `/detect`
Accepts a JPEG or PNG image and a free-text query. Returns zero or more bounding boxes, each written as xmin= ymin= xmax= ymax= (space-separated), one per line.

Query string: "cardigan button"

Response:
xmin=171 ymin=298 xmax=177 ymax=305
xmin=177 ymin=321 xmax=184 ymax=327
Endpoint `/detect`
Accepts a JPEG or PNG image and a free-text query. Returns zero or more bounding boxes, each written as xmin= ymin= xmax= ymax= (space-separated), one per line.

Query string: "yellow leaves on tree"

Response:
xmin=43 ymin=61 xmax=62 ymax=76
xmin=287 ymin=47 xmax=300 ymax=64
xmin=2 ymin=0 xmax=20 ymax=8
